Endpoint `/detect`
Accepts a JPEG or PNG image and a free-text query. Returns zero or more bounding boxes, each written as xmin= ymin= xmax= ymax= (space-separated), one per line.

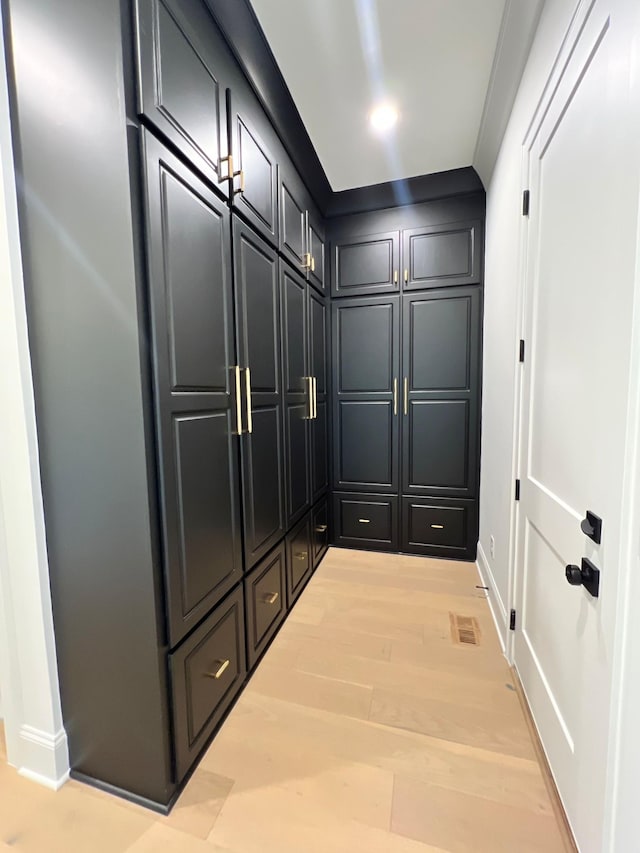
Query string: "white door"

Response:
xmin=514 ymin=1 xmax=640 ymax=851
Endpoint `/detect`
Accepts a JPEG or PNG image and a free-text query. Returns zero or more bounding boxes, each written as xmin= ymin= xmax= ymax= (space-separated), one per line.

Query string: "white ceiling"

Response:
xmin=250 ymin=0 xmax=509 ymax=191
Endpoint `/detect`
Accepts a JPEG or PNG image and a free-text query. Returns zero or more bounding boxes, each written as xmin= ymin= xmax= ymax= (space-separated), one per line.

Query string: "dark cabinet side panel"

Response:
xmin=135 ymin=0 xmax=232 ymax=194
xmin=233 ymin=217 xmax=286 ymax=567
xmin=331 ymin=231 xmax=400 ymax=297
xmin=402 ymin=220 xmax=482 ymax=290
xmin=142 ymin=133 xmax=242 ymax=647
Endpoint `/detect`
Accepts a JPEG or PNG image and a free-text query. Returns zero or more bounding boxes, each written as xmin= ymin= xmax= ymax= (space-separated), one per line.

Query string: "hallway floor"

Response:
xmin=0 ymin=549 xmax=571 ymax=852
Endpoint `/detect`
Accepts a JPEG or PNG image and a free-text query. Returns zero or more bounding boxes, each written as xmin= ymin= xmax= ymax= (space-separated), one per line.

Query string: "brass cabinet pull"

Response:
xmin=315 ymin=524 xmax=328 ymax=533
xmin=302 ymin=252 xmax=312 ymax=270
xmin=403 ymin=377 xmax=408 ymax=415
xmin=311 ymin=256 xmax=316 ymax=273
xmin=295 ymin=551 xmax=308 ymax=560
xmin=218 ymin=154 xmax=233 ymax=182
xmin=358 ymin=518 xmax=371 ymax=523
xmin=305 ymin=376 xmax=313 ymax=419
xmin=233 ymin=169 xmax=245 ymax=194
xmin=313 ymin=376 xmax=317 ymax=419
xmin=404 ymin=268 xmax=408 ymax=282
xmin=431 ymin=524 xmax=444 ymax=529
xmin=263 ymin=591 xmax=279 ymax=605
xmin=234 ymin=365 xmax=243 ymax=435
xmin=205 ymin=659 xmax=230 ymax=679
xmin=393 ymin=377 xmax=398 ymax=416
xmin=393 ymin=269 xmax=398 ymax=284
xmin=245 ymin=367 xmax=253 ymax=434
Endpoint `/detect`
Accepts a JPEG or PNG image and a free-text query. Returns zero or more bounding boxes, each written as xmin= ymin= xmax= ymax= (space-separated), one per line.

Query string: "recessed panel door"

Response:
xmin=332 ymin=296 xmax=400 ymax=493
xmin=514 ymin=4 xmax=640 ymax=849
xmin=331 ymin=231 xmax=400 ymax=298
xmin=141 ymin=133 xmax=242 ymax=648
xmin=135 ymin=0 xmax=232 ymax=194
xmin=281 ymin=261 xmax=310 ymax=527
xmin=233 ymin=217 xmax=286 ymax=569
xmin=401 ymin=287 xmax=481 ymax=498
xmin=279 ymin=169 xmax=308 ymax=272
xmin=309 ymin=289 xmax=328 ymax=503
xmin=402 ymin=221 xmax=481 ymax=291
xmin=307 ymin=210 xmax=326 ymax=294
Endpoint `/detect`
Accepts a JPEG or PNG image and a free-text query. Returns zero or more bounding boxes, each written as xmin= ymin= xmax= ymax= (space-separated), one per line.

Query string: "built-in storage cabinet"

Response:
xmin=402 ymin=221 xmax=481 ymax=291
xmin=228 ymin=90 xmax=279 ymax=246
xmin=402 ymin=287 xmax=481 ymax=498
xmin=332 ymin=296 xmax=401 ymax=494
xmin=311 ymin=500 xmax=329 ymax=568
xmin=309 ymin=289 xmax=329 ymax=502
xmin=331 ymin=231 xmax=400 ymax=298
xmin=286 ymin=513 xmax=313 ymax=606
xmin=233 ymin=217 xmax=286 ymax=569
xmin=333 ymin=492 xmax=399 ymax=551
xmin=141 ymin=133 xmax=243 ymax=648
xmin=401 ymin=497 xmax=478 ymax=558
xmin=307 ymin=210 xmax=326 ymax=293
xmin=279 ymin=169 xmax=309 ymax=272
xmin=170 ymin=585 xmax=246 ymax=781
xmin=244 ymin=542 xmax=287 ymax=670
xmin=135 ymin=0 xmax=233 ymax=195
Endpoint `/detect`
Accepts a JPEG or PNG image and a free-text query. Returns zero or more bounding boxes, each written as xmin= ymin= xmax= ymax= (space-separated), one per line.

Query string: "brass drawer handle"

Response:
xmin=262 ymin=591 xmax=279 ymax=605
xmin=431 ymin=524 xmax=444 ymax=529
xmin=311 ymin=255 xmax=316 ymax=272
xmin=315 ymin=524 xmax=328 ymax=533
xmin=233 ymin=168 xmax=245 ymax=194
xmin=218 ymin=154 xmax=233 ymax=182
xmin=302 ymin=252 xmax=312 ymax=270
xmin=404 ymin=268 xmax=408 ymax=282
xmin=358 ymin=518 xmax=371 ymax=523
xmin=205 ymin=659 xmax=230 ymax=679
xmin=234 ymin=365 xmax=243 ymax=434
xmin=295 ymin=551 xmax=308 ymax=560
xmin=245 ymin=367 xmax=253 ymax=434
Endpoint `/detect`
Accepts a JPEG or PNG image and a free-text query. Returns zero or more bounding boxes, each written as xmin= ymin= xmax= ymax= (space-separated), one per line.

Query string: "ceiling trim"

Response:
xmin=205 ymin=0 xmax=333 ymax=211
xmin=473 ymin=0 xmax=545 ymax=186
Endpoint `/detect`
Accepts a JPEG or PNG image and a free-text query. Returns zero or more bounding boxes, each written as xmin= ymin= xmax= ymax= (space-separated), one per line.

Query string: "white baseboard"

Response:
xmin=18 ymin=724 xmax=69 ymax=790
xmin=476 ymin=542 xmax=508 ymax=656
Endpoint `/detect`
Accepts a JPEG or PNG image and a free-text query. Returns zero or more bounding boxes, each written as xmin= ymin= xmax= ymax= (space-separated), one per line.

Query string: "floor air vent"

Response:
xmin=450 ymin=613 xmax=480 ymax=646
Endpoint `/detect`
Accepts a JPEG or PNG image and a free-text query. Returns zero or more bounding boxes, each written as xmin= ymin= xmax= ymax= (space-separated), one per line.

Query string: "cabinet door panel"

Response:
xmin=281 ymin=262 xmax=310 ymax=526
xmin=333 ymin=492 xmax=399 ymax=551
xmin=135 ymin=0 xmax=231 ymax=194
xmin=233 ymin=217 xmax=286 ymax=567
xmin=307 ymin=211 xmax=326 ymax=293
xmin=401 ymin=497 xmax=478 ymax=560
xmin=244 ymin=543 xmax=287 ymax=670
xmin=311 ymin=399 xmax=329 ymax=503
xmin=311 ymin=501 xmax=329 ymax=568
xmin=279 ymin=172 xmax=308 ymax=271
xmin=402 ymin=287 xmax=481 ymax=497
xmin=286 ymin=514 xmax=312 ymax=606
xmin=403 ymin=221 xmax=482 ymax=290
xmin=309 ymin=289 xmax=328 ymax=502
xmin=332 ymin=296 xmax=400 ymax=493
xmin=142 ymin=133 xmax=241 ymax=648
xmin=309 ymin=291 xmax=327 ymax=395
xmin=332 ymin=231 xmax=399 ymax=297
xmin=229 ymin=94 xmax=278 ymax=245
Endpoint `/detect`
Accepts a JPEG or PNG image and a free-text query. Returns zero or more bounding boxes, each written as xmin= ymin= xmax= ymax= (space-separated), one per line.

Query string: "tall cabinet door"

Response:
xmin=401 ymin=287 xmax=481 ymax=498
xmin=332 ymin=296 xmax=401 ymax=494
xmin=281 ymin=261 xmax=311 ymax=527
xmin=279 ymin=168 xmax=308 ymax=272
xmin=233 ymin=217 xmax=286 ymax=568
xmin=135 ymin=0 xmax=232 ymax=195
xmin=141 ymin=133 xmax=242 ymax=648
xmin=228 ymin=92 xmax=279 ymax=246
xmin=306 ymin=210 xmax=326 ymax=294
xmin=309 ymin=289 xmax=329 ymax=503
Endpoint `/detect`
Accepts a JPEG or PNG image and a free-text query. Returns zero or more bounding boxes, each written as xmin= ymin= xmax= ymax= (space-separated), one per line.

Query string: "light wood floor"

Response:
xmin=0 ymin=548 xmax=571 ymax=852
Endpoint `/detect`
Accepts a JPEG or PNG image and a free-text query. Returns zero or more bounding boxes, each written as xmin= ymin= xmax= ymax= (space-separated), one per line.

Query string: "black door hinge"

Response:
xmin=510 ymin=609 xmax=517 ymax=631
xmin=519 ymin=339 xmax=525 ymax=363
xmin=515 ymin=479 xmax=521 ymax=501
xmin=522 ymin=190 xmax=530 ymax=216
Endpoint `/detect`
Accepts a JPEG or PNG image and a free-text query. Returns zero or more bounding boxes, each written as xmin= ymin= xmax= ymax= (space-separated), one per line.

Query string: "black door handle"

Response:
xmin=580 ymin=511 xmax=602 ymax=544
xmin=565 ymin=558 xmax=600 ymax=598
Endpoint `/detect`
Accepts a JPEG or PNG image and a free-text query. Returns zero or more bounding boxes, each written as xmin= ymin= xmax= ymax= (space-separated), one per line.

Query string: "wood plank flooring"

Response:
xmin=0 ymin=548 xmax=571 ymax=852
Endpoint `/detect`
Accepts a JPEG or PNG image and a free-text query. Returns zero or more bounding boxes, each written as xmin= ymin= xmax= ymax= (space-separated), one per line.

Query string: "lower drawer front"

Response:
xmin=311 ymin=500 xmax=329 ymax=568
xmin=286 ymin=514 xmax=312 ymax=605
xmin=170 ymin=586 xmax=246 ymax=781
xmin=402 ymin=498 xmax=478 ymax=559
xmin=245 ymin=543 xmax=286 ymax=670
xmin=333 ymin=492 xmax=398 ymax=550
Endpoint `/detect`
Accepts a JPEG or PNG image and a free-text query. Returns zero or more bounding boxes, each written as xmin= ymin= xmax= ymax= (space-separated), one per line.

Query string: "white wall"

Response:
xmin=477 ymin=0 xmax=580 ymax=644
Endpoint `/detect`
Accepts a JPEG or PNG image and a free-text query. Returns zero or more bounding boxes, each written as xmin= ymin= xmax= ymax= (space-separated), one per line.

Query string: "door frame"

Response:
xmin=508 ymin=0 xmax=640 ymax=847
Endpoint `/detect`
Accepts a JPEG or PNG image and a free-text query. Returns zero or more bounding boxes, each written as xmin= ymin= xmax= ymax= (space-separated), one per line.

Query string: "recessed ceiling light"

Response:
xmin=369 ymin=102 xmax=399 ymax=133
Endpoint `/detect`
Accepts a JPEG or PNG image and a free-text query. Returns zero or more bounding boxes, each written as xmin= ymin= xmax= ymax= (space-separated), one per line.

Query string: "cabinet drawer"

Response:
xmin=311 ymin=500 xmax=329 ymax=568
xmin=170 ymin=586 xmax=245 ymax=781
xmin=401 ymin=497 xmax=478 ymax=559
xmin=286 ymin=514 xmax=312 ymax=606
xmin=244 ymin=543 xmax=287 ymax=670
xmin=333 ymin=492 xmax=399 ymax=551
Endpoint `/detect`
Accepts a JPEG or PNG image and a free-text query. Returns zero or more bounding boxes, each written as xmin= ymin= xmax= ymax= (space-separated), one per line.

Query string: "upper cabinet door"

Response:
xmin=331 ymin=231 xmax=400 ymax=298
xmin=306 ymin=210 xmax=326 ymax=294
xmin=401 ymin=287 xmax=481 ymax=498
xmin=402 ymin=220 xmax=482 ymax=290
xmin=141 ymin=132 xmax=242 ymax=648
xmin=228 ymin=92 xmax=279 ymax=247
xmin=135 ymin=0 xmax=231 ymax=195
xmin=233 ymin=217 xmax=286 ymax=569
xmin=279 ymin=169 xmax=308 ymax=273
xmin=332 ymin=296 xmax=401 ymax=494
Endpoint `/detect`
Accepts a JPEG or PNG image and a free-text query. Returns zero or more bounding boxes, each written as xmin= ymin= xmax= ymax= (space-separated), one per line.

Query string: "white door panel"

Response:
xmin=515 ymin=1 xmax=640 ymax=850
